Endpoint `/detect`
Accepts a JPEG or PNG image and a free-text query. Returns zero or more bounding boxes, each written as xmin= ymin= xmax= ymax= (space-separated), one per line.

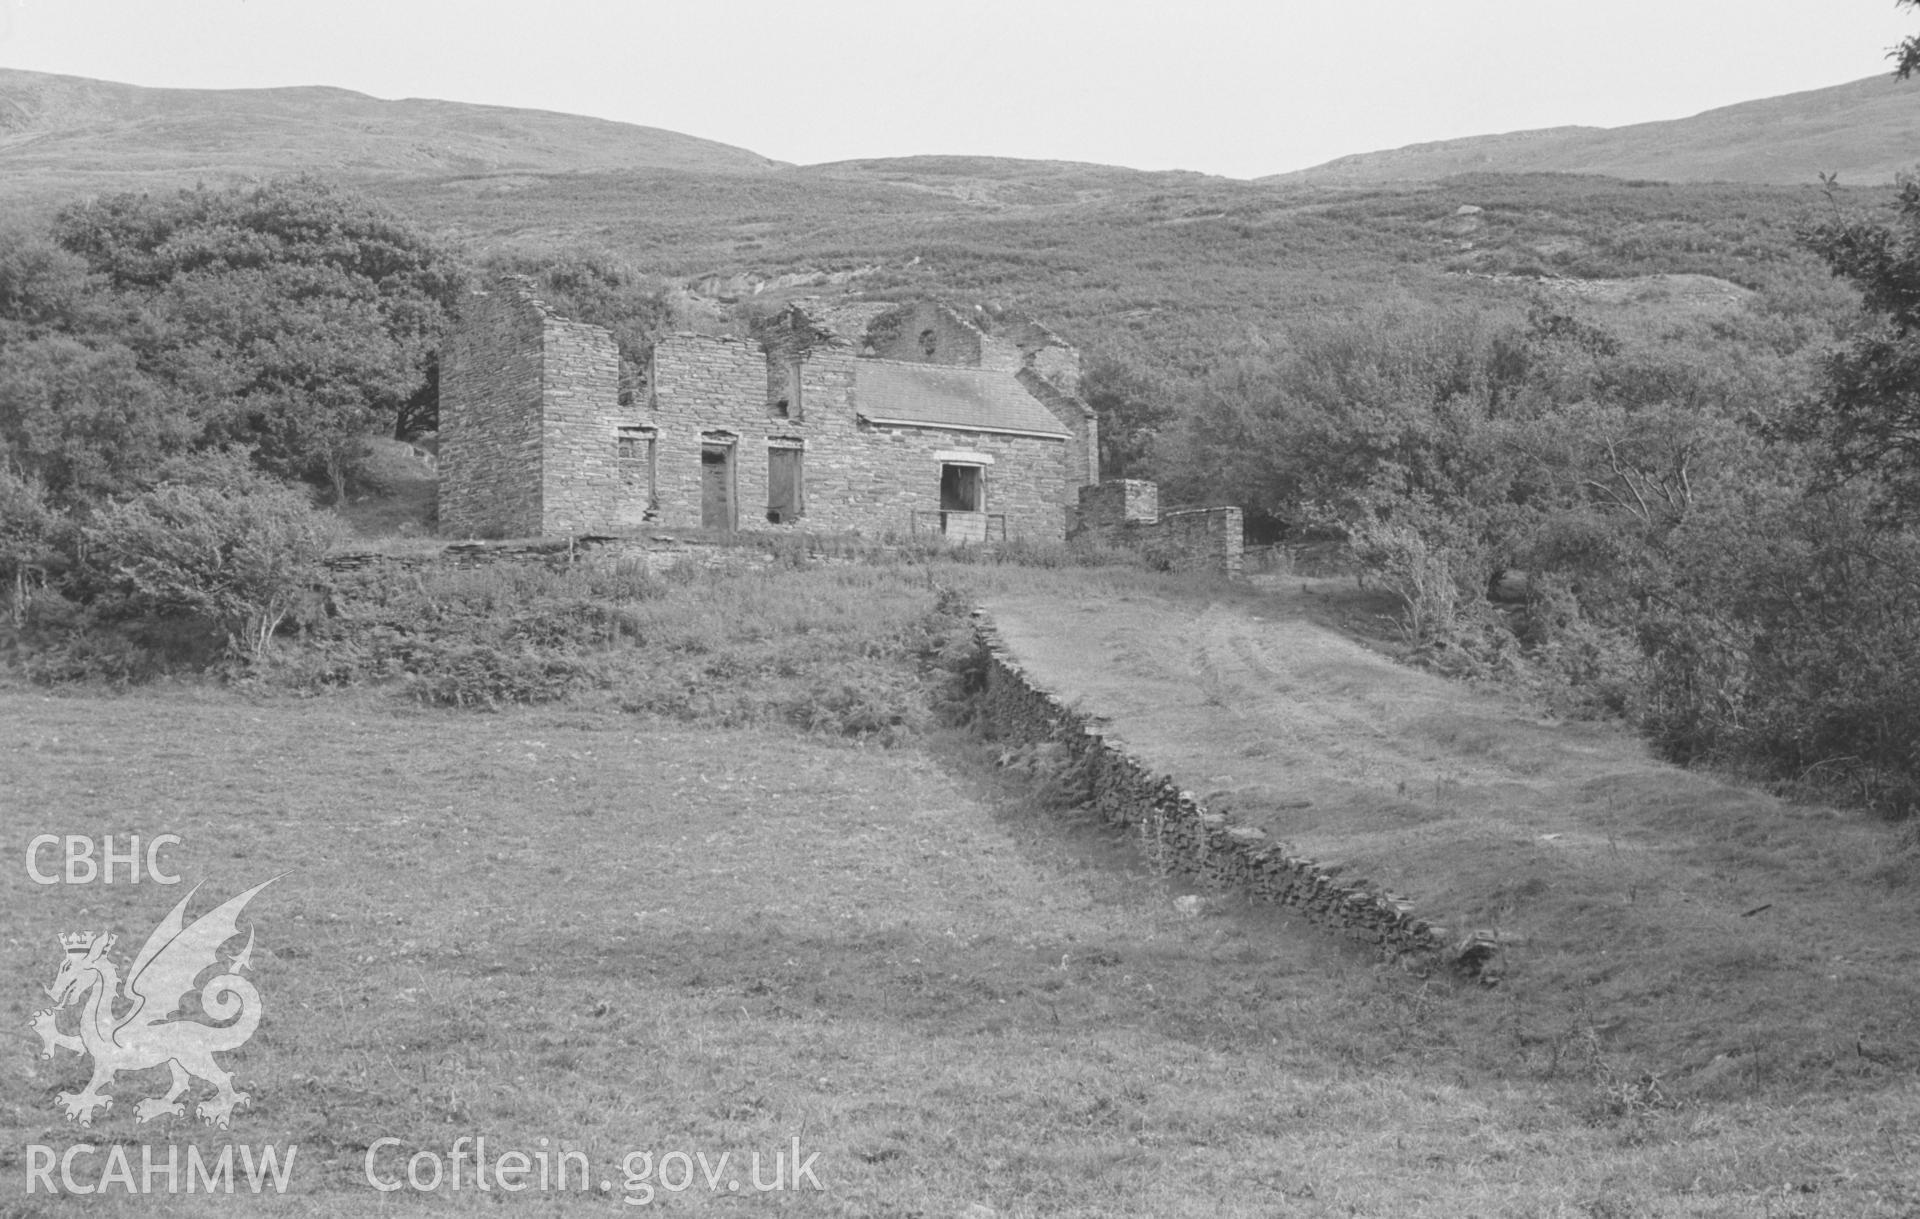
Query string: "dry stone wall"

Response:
xmin=972 ymin=612 xmax=1492 ymax=971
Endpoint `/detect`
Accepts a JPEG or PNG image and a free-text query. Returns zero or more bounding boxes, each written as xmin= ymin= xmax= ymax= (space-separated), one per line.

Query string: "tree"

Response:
xmin=1079 ymin=351 xmax=1174 ymax=479
xmin=1895 ymin=0 xmax=1920 ymax=79
xmin=0 ymin=229 xmax=100 ymax=335
xmin=0 ymin=228 xmax=188 ymax=501
xmin=1796 ymin=178 xmax=1920 ymax=516
xmin=50 ymin=177 xmax=464 ymax=496
xmin=0 ymin=335 xmax=189 ymax=502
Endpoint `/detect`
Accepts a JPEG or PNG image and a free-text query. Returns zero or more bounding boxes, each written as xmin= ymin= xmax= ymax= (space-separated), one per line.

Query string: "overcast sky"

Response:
xmin=0 ymin=1 xmax=1912 ymax=179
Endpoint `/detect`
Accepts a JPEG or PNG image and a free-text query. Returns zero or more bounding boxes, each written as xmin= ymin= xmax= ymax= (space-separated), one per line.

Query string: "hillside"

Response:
xmin=1276 ymin=74 xmax=1920 ymax=186
xmin=0 ymin=70 xmax=1883 ymax=380
xmin=797 ymin=155 xmax=1219 ymax=207
xmin=362 ymin=164 xmax=1861 ymax=390
xmin=0 ymin=67 xmax=781 ymax=205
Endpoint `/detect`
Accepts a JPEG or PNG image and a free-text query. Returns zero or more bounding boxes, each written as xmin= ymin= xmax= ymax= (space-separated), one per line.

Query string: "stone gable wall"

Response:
xmin=539 ymin=316 xmax=627 ymax=534
xmin=865 ymin=300 xmax=989 ymax=368
xmin=1024 ymin=344 xmax=1081 ymax=395
xmin=440 ymin=287 xmax=546 ymax=538
xmin=1017 ymin=367 xmax=1099 ymax=491
xmin=1000 ymin=317 xmax=1082 ymax=395
xmin=976 ymin=334 xmax=1026 ymax=374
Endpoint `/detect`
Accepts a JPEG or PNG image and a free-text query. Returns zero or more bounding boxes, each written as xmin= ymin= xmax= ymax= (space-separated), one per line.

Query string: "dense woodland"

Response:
xmin=3 ymin=154 xmax=1920 ymax=818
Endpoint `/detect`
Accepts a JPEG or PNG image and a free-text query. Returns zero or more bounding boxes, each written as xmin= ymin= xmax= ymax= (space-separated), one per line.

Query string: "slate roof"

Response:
xmin=852 ymin=359 xmax=1069 ymax=438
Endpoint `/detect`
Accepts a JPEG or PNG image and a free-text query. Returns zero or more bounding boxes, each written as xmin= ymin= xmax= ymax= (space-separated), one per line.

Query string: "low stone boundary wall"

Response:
xmin=1139 ymin=507 xmax=1244 ymax=580
xmin=973 ymin=612 xmax=1491 ymax=973
xmin=323 ymin=535 xmax=774 ymax=579
xmin=1070 ymin=480 xmax=1244 ymax=579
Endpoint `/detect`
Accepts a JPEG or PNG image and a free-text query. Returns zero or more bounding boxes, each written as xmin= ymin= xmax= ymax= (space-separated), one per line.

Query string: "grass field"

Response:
xmin=4 ymin=557 xmax=1918 ymax=1215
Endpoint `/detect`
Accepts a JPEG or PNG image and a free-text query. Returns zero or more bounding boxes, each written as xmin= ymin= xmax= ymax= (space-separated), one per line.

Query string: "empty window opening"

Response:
xmin=768 ymin=358 xmax=802 ymax=419
xmin=616 ymin=427 xmax=658 ymax=510
xmin=620 ymin=350 xmax=655 ymax=409
xmin=940 ymin=463 xmax=984 ymax=513
xmin=767 ymin=446 xmax=804 ymax=523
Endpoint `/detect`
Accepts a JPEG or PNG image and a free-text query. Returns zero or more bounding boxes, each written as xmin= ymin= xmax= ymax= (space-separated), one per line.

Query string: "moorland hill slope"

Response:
xmin=0 ymin=69 xmax=1892 ymax=469
xmin=0 ymin=67 xmax=782 ymax=203
xmin=1276 ymin=74 xmax=1920 ymax=186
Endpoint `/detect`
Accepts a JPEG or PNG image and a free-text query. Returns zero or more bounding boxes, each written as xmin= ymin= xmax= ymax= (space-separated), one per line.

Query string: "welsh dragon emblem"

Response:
xmin=29 ymin=876 xmax=279 ymax=1129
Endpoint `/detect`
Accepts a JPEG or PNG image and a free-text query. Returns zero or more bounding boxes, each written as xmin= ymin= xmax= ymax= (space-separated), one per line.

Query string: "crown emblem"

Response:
xmin=60 ymin=931 xmax=100 ymax=955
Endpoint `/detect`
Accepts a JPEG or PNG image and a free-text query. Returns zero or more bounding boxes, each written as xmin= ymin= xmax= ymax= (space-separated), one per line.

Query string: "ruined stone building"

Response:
xmin=438 ymin=278 xmax=1099 ymax=541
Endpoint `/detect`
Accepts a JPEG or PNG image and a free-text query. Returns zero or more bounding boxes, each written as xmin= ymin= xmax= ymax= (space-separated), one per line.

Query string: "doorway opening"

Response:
xmin=701 ymin=443 xmax=736 ymax=531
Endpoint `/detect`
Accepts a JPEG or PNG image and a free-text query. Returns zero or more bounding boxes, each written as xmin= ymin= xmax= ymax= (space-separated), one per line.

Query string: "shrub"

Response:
xmin=403 ymin=643 xmax=596 ymax=709
xmin=82 ymin=455 xmax=335 ymax=661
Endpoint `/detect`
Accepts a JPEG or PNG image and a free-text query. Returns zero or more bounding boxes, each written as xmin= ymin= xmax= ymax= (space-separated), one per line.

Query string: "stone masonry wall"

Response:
xmin=863 ymin=303 xmax=1095 ymax=501
xmin=866 ymin=300 xmax=989 ymax=369
xmin=440 ymin=287 xmax=547 ymax=537
xmin=445 ymin=286 xmax=1085 ymax=541
xmin=977 ymin=334 xmax=1027 ymax=374
xmin=649 ymin=333 xmax=1070 ymax=538
xmin=1147 ymin=508 xmax=1245 ymax=579
xmin=972 ymin=613 xmax=1492 ymax=972
xmin=1024 ymin=344 xmax=1081 ymax=396
xmin=1002 ymin=317 xmax=1082 ymax=395
xmin=1076 ymin=479 xmax=1159 ymax=530
xmin=1017 ymin=367 xmax=1098 ymax=492
xmin=847 ymin=423 xmax=1069 ymax=540
xmin=1073 ymin=481 xmax=1244 ymax=578
xmin=647 ymin=333 xmax=778 ymax=530
xmin=539 ymin=316 xmax=627 ymax=534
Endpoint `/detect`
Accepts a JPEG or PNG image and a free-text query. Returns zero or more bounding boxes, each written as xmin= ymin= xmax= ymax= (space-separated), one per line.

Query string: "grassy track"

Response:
xmin=4 ymin=677 xmax=1917 ymax=1216
xmin=987 ymin=579 xmax=1920 ymax=1097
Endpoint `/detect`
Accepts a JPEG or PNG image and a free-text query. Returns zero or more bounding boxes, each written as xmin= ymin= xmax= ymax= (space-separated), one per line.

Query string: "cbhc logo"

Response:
xmin=26 ymin=836 xmax=183 ymax=885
